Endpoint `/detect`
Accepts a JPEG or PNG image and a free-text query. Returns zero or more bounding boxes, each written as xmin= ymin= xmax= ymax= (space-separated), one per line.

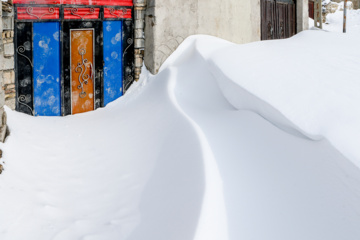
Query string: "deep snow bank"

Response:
xmin=324 ymin=6 xmax=360 ymax=33
xmin=207 ymin=30 xmax=360 ymax=168
xmin=1 ymin=31 xmax=360 ymax=240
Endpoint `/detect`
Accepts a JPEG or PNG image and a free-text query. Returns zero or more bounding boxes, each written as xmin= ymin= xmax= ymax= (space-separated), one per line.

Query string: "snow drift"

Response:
xmin=210 ymin=30 xmax=360 ymax=168
xmin=1 ymin=30 xmax=360 ymax=240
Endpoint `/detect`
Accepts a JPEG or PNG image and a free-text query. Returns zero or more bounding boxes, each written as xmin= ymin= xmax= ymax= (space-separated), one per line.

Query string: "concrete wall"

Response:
xmin=144 ymin=0 xmax=261 ymax=74
xmin=297 ymin=0 xmax=309 ymax=32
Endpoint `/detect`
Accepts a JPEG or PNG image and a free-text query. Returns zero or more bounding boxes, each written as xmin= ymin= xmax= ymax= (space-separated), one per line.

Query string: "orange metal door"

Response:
xmin=71 ymin=29 xmax=95 ymax=114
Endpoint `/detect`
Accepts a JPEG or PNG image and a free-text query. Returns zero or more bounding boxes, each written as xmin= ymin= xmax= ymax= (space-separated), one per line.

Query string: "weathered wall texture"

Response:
xmin=197 ymin=0 xmax=260 ymax=44
xmin=134 ymin=0 xmax=146 ymax=81
xmin=144 ymin=0 xmax=261 ymax=74
xmin=297 ymin=0 xmax=309 ymax=32
xmin=1 ymin=1 xmax=14 ymax=111
xmin=0 ymin=1 xmax=9 ymax=142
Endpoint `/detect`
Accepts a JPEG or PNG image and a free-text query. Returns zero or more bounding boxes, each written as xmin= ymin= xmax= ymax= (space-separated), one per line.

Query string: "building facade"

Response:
xmin=12 ymin=0 xmax=135 ymax=116
xmin=144 ymin=0 xmax=309 ymax=74
xmin=1 ymin=0 xmax=309 ymax=117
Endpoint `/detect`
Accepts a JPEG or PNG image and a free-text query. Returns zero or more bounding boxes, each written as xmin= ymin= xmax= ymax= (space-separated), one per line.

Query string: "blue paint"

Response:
xmin=33 ymin=22 xmax=61 ymax=116
xmin=103 ymin=21 xmax=123 ymax=106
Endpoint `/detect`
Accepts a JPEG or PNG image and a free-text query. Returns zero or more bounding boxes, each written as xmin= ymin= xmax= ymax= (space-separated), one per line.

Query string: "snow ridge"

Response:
xmin=161 ymin=31 xmax=360 ymax=168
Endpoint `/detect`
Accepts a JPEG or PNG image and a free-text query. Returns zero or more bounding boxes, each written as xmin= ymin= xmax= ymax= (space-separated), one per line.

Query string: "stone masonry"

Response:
xmin=1 ymin=0 xmax=14 ymax=111
xmin=0 ymin=0 xmax=10 ymax=142
xmin=134 ymin=0 xmax=146 ymax=81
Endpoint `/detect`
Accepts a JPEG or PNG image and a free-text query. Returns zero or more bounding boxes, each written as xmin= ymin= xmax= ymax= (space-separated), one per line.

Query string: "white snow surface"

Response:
xmin=325 ymin=9 xmax=360 ymax=33
xmin=309 ymin=1 xmax=360 ymax=33
xmin=1 ymin=31 xmax=360 ymax=240
xmin=323 ymin=2 xmax=360 ymax=33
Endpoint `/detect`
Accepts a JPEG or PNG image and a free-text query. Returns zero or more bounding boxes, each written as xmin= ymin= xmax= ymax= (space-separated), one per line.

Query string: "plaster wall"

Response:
xmin=144 ymin=0 xmax=261 ymax=74
xmin=297 ymin=0 xmax=309 ymax=32
xmin=197 ymin=0 xmax=260 ymax=44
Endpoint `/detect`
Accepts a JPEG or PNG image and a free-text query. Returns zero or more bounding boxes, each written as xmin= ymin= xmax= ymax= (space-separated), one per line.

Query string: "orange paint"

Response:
xmin=71 ymin=30 xmax=95 ymax=114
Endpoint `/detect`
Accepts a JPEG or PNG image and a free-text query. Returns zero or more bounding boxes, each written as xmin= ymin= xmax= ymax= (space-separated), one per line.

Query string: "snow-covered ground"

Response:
xmin=1 ymin=30 xmax=360 ymax=240
xmin=312 ymin=1 xmax=360 ymax=33
xmin=325 ymin=8 xmax=360 ymax=32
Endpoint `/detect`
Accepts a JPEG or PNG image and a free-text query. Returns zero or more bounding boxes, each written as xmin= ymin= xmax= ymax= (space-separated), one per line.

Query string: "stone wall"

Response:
xmin=134 ymin=0 xmax=146 ymax=81
xmin=0 ymin=1 xmax=10 ymax=143
xmin=1 ymin=1 xmax=14 ymax=111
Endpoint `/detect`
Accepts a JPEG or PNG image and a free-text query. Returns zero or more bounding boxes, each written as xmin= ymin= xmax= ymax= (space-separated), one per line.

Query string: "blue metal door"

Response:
xmin=33 ymin=22 xmax=61 ymax=116
xmin=103 ymin=20 xmax=123 ymax=106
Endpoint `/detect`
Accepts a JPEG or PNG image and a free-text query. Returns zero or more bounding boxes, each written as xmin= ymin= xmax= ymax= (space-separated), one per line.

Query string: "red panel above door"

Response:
xmin=64 ymin=7 xmax=100 ymax=19
xmin=17 ymin=7 xmax=60 ymax=19
xmin=13 ymin=0 xmax=133 ymax=6
xmin=104 ymin=8 xmax=132 ymax=19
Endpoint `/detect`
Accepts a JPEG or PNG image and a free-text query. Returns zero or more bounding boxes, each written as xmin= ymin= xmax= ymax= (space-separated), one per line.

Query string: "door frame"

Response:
xmin=62 ymin=21 xmax=103 ymax=115
xmin=261 ymin=0 xmax=297 ymax=40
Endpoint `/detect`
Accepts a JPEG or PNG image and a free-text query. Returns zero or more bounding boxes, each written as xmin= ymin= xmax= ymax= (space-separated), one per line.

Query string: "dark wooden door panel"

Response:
xmin=276 ymin=3 xmax=288 ymax=39
xmin=261 ymin=0 xmax=296 ymax=40
xmin=289 ymin=3 xmax=296 ymax=37
xmin=261 ymin=0 xmax=276 ymax=40
xmin=309 ymin=1 xmax=315 ymax=19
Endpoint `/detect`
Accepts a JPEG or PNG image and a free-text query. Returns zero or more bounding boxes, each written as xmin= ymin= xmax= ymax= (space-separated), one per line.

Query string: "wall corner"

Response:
xmin=297 ymin=0 xmax=309 ymax=33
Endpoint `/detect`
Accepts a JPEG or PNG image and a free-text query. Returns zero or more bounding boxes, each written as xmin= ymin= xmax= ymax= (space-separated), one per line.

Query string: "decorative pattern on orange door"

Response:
xmin=71 ymin=29 xmax=95 ymax=114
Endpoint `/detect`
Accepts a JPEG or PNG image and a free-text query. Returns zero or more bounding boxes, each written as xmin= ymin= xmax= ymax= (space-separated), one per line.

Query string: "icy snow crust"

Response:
xmin=1 ymin=31 xmax=360 ymax=240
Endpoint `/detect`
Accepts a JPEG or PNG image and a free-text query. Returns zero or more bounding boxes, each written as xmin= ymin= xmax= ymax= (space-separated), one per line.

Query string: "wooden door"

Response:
xmin=261 ymin=0 xmax=276 ymax=40
xmin=261 ymin=0 xmax=296 ymax=40
xmin=70 ymin=29 xmax=95 ymax=114
xmin=309 ymin=0 xmax=315 ymax=19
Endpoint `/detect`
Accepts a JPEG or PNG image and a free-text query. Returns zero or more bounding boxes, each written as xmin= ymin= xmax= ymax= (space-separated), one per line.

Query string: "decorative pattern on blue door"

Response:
xmin=103 ymin=20 xmax=123 ymax=106
xmin=33 ymin=22 xmax=61 ymax=116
